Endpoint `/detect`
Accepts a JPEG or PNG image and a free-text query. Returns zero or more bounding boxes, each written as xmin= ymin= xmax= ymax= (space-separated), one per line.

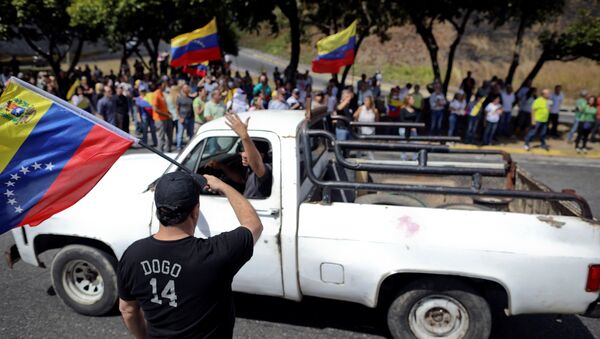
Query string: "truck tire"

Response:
xmin=51 ymin=245 xmax=118 ymax=316
xmin=387 ymin=278 xmax=491 ymax=339
xmin=355 ymin=193 xmax=427 ymax=207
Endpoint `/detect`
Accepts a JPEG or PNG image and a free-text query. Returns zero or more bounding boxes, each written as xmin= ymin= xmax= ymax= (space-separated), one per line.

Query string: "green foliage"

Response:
xmin=539 ymin=10 xmax=600 ymax=62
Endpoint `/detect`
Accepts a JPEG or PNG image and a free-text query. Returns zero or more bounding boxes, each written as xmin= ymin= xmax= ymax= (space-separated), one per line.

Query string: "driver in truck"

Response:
xmin=206 ymin=113 xmax=272 ymax=199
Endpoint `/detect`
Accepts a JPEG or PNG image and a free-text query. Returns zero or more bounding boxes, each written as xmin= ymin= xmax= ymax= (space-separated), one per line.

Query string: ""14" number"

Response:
xmin=149 ymin=278 xmax=178 ymax=307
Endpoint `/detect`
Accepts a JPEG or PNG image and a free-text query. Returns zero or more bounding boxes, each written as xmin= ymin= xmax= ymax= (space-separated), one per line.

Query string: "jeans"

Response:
xmin=465 ymin=115 xmax=480 ymax=144
xmin=483 ymin=122 xmax=498 ymax=145
xmin=430 ymin=109 xmax=444 ymax=135
xmin=335 ymin=127 xmax=350 ymax=140
xmin=176 ymin=117 xmax=195 ymax=150
xmin=524 ymin=122 xmax=548 ymax=146
xmin=141 ymin=114 xmax=157 ymax=146
xmin=156 ymin=119 xmax=174 ymax=152
xmin=548 ymin=113 xmax=559 ymax=136
xmin=116 ymin=113 xmax=129 ymax=134
xmin=448 ymin=113 xmax=459 ymax=137
xmin=568 ymin=118 xmax=580 ymax=141
xmin=576 ymin=122 xmax=593 ymax=149
xmin=499 ymin=111 xmax=512 ymax=136
xmin=515 ymin=110 xmax=531 ymax=135
xmin=592 ymin=120 xmax=600 ymax=141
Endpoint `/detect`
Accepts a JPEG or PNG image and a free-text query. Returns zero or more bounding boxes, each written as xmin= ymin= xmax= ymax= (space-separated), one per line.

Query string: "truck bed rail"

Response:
xmin=300 ymin=119 xmax=593 ymax=219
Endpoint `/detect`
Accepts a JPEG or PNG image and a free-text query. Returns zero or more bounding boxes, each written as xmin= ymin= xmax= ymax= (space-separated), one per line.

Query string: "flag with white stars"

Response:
xmin=0 ymin=77 xmax=137 ymax=234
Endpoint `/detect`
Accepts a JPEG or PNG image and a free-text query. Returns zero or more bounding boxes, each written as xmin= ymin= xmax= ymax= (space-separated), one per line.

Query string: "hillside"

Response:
xmin=239 ymin=2 xmax=600 ymax=99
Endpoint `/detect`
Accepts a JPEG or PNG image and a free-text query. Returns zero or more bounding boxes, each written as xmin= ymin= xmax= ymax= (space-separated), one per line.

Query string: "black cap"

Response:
xmin=154 ymin=172 xmax=203 ymax=225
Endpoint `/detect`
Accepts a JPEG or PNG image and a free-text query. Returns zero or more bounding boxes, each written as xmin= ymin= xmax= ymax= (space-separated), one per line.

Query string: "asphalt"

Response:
xmin=1 ymin=153 xmax=600 ymax=338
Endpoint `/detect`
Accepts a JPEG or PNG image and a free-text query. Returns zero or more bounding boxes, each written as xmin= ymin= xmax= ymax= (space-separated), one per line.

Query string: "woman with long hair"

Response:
xmin=353 ymin=95 xmax=379 ymax=136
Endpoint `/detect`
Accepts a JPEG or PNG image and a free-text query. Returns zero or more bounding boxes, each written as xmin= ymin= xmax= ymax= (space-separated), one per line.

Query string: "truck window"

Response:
xmin=188 ymin=136 xmax=273 ymax=199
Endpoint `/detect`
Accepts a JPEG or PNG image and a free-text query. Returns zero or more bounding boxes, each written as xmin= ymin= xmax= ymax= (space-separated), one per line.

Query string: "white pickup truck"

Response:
xmin=6 ymin=109 xmax=600 ymax=339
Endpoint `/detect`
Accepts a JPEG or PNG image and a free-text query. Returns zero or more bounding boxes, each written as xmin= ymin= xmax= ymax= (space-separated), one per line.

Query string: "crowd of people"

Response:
xmin=1 ymin=62 xmax=599 ymax=154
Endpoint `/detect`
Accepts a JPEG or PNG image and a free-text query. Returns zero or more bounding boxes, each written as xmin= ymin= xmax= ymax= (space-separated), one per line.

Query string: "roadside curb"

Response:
xmin=451 ymin=144 xmax=600 ymax=159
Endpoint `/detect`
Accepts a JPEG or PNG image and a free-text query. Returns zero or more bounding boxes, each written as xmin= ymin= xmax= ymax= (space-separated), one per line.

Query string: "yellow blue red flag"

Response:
xmin=312 ymin=20 xmax=357 ymax=74
xmin=0 ymin=77 xmax=135 ymax=234
xmin=170 ymin=18 xmax=221 ymax=67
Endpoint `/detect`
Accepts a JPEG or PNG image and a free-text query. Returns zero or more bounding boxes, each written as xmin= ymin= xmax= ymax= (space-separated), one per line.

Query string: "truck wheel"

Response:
xmin=387 ymin=278 xmax=491 ymax=339
xmin=51 ymin=245 xmax=118 ymax=316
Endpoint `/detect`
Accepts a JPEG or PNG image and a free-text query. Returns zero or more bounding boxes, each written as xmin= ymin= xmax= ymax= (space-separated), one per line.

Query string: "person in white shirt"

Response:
xmin=500 ymin=84 xmax=516 ymax=136
xmin=267 ymin=88 xmax=290 ymax=110
xmin=353 ymin=95 xmax=379 ymax=135
xmin=286 ymin=88 xmax=302 ymax=109
xmin=549 ymin=84 xmax=563 ymax=137
xmin=429 ymin=83 xmax=447 ymax=135
xmin=483 ymin=95 xmax=503 ymax=145
xmin=447 ymin=90 xmax=466 ymax=137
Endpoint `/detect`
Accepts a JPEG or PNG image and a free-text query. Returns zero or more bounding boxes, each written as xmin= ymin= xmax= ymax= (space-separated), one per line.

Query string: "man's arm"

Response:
xmin=119 ymin=299 xmax=147 ymax=339
xmin=225 ymin=114 xmax=267 ymax=178
xmin=204 ymin=175 xmax=263 ymax=243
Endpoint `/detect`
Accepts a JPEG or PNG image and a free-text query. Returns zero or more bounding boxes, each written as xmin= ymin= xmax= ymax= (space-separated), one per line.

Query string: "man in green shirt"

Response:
xmin=524 ymin=88 xmax=551 ymax=151
xmin=193 ymin=87 xmax=208 ymax=124
xmin=204 ymin=90 xmax=226 ymax=121
xmin=568 ymin=90 xmax=589 ymax=142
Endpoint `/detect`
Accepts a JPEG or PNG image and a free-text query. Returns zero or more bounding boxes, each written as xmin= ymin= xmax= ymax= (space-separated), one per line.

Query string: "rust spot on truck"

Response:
xmin=537 ymin=216 xmax=566 ymax=228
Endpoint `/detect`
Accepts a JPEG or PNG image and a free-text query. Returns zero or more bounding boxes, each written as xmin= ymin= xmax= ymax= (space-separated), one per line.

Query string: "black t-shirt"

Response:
xmin=118 ymin=227 xmax=254 ymax=339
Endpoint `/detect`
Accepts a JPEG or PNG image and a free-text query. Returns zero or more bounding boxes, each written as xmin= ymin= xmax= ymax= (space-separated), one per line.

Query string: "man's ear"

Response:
xmin=191 ymin=203 xmax=200 ymax=220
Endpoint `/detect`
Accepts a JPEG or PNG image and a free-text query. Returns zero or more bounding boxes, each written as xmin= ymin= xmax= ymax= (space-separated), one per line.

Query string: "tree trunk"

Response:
xmin=410 ymin=14 xmax=441 ymax=83
xmin=520 ymin=52 xmax=548 ymax=89
xmin=442 ymin=10 xmax=472 ymax=95
xmin=144 ymin=38 xmax=160 ymax=79
xmin=278 ymin=0 xmax=300 ymax=84
xmin=505 ymin=15 xmax=528 ymax=86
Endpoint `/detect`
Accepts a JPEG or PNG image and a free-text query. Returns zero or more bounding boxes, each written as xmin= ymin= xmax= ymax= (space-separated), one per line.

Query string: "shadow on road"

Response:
xmin=234 ymin=292 xmax=389 ymax=337
xmin=234 ymin=292 xmax=596 ymax=339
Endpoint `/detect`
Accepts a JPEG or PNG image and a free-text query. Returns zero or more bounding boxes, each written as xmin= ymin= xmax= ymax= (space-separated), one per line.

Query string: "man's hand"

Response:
xmin=203 ymin=174 xmax=227 ymax=194
xmin=225 ymin=113 xmax=250 ymax=138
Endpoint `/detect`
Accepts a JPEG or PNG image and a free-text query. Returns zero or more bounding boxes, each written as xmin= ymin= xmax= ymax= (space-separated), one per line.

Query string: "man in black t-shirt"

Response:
xmin=117 ymin=171 xmax=263 ymax=339
xmin=206 ymin=113 xmax=272 ymax=199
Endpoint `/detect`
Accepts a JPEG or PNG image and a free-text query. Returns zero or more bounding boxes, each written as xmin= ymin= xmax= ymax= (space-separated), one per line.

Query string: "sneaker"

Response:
xmin=524 ymin=145 xmax=530 ymax=151
xmin=576 ymin=148 xmax=582 ymax=153
xmin=583 ymin=149 xmax=588 ymax=154
xmin=541 ymin=145 xmax=550 ymax=151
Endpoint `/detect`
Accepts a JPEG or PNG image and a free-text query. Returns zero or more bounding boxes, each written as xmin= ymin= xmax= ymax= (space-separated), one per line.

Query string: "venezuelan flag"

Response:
xmin=183 ymin=61 xmax=209 ymax=77
xmin=170 ymin=18 xmax=221 ymax=67
xmin=0 ymin=78 xmax=135 ymax=234
xmin=311 ymin=20 xmax=357 ymax=74
xmin=388 ymin=98 xmax=402 ymax=118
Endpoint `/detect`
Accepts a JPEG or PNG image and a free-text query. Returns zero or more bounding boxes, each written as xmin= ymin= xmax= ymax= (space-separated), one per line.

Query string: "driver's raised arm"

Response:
xmin=225 ymin=114 xmax=266 ymax=178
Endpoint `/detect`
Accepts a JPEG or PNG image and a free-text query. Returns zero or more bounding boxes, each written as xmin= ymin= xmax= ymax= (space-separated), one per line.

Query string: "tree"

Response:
xmin=488 ymin=0 xmax=565 ymax=86
xmin=305 ymin=0 xmax=402 ymax=90
xmin=3 ymin=0 xmax=101 ymax=96
xmin=397 ymin=0 xmax=492 ymax=94
xmin=70 ymin=0 xmax=240 ymax=79
xmin=520 ymin=11 xmax=600 ymax=88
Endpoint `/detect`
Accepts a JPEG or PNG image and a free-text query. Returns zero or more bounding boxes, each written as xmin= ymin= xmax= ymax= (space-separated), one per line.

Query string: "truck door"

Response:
xmin=152 ymin=130 xmax=284 ymax=297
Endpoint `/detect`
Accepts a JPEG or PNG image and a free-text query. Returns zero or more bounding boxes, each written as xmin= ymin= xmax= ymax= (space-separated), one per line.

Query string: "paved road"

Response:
xmin=1 ymin=154 xmax=599 ymax=338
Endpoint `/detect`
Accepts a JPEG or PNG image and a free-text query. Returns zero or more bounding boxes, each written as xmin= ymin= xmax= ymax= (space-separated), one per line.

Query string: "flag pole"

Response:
xmin=137 ymin=141 xmax=194 ymax=176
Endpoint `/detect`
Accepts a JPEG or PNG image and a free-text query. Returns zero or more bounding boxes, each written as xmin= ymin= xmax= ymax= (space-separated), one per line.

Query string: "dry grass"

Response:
xmin=239 ymin=21 xmax=600 ymax=100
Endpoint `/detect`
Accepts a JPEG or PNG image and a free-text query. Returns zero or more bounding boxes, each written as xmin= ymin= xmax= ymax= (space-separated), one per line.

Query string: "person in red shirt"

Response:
xmin=152 ymin=80 xmax=173 ymax=152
